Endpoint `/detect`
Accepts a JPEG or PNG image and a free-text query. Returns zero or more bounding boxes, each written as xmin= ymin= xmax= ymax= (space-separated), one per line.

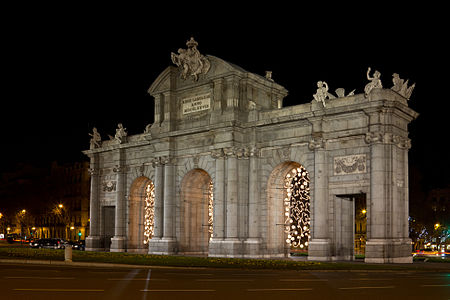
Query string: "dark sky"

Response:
xmin=2 ymin=5 xmax=448 ymax=191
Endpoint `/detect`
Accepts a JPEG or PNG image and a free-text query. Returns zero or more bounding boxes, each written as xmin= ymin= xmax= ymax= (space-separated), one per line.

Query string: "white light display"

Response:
xmin=143 ymin=182 xmax=155 ymax=245
xmin=284 ymin=166 xmax=310 ymax=249
xmin=208 ymin=180 xmax=214 ymax=241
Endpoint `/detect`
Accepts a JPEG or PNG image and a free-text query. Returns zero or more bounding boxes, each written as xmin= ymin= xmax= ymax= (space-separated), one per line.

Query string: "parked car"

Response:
xmin=65 ymin=240 xmax=85 ymax=251
xmin=30 ymin=238 xmax=66 ymax=249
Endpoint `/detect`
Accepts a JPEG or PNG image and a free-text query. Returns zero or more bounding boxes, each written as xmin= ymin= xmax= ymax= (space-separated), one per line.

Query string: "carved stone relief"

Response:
xmin=334 ymin=154 xmax=366 ymax=175
xmin=102 ymin=180 xmax=117 ymax=192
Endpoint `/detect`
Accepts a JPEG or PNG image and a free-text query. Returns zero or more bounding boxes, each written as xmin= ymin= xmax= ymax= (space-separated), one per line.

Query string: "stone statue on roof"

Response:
xmin=364 ymin=67 xmax=383 ymax=96
xmin=391 ymin=73 xmax=415 ymax=100
xmin=171 ymin=37 xmax=210 ymax=81
xmin=89 ymin=127 xmax=102 ymax=149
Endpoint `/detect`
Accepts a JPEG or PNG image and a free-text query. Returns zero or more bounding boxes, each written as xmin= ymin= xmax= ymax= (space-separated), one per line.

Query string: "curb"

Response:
xmin=0 ymin=259 xmax=207 ymax=270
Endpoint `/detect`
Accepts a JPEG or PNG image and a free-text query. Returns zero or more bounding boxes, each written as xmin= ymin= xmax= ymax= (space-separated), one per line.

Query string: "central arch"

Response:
xmin=266 ymin=161 xmax=311 ymax=257
xmin=179 ymin=168 xmax=213 ymax=255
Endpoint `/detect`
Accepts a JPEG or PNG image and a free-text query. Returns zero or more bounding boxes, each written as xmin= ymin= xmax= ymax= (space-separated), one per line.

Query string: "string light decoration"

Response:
xmin=143 ymin=182 xmax=155 ymax=245
xmin=208 ymin=180 xmax=214 ymax=241
xmin=284 ymin=166 xmax=310 ymax=249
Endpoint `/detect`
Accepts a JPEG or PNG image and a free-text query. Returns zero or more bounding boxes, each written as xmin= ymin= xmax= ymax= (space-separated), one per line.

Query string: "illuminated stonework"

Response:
xmin=208 ymin=180 xmax=214 ymax=241
xmin=284 ymin=166 xmax=310 ymax=249
xmin=143 ymin=182 xmax=155 ymax=245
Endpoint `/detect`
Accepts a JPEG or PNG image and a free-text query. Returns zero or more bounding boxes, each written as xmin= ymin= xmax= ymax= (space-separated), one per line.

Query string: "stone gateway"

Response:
xmin=83 ymin=38 xmax=418 ymax=263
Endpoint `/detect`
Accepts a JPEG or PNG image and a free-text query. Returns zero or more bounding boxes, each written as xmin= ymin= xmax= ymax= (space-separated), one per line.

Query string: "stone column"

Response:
xmin=162 ymin=157 xmax=175 ymax=239
xmin=224 ymin=148 xmax=238 ymax=239
xmin=212 ymin=149 xmax=225 ymax=239
xmin=208 ymin=149 xmax=225 ymax=257
xmin=157 ymin=156 xmax=177 ymax=254
xmin=307 ymin=138 xmax=331 ymax=261
xmin=110 ymin=158 xmax=126 ymax=252
xmin=86 ymin=154 xmax=101 ymax=251
xmin=214 ymin=147 xmax=242 ymax=257
xmin=152 ymin=158 xmax=164 ymax=239
xmin=244 ymin=146 xmax=261 ymax=256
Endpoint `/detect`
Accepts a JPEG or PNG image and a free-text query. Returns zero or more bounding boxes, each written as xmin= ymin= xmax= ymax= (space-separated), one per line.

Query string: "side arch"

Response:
xmin=127 ymin=176 xmax=153 ymax=253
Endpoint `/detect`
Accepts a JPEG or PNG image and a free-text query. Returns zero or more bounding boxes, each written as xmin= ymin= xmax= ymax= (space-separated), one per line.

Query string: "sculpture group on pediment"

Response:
xmin=391 ymin=73 xmax=415 ymax=100
xmin=171 ymin=37 xmax=210 ymax=81
xmin=114 ymin=123 xmax=127 ymax=144
xmin=313 ymin=81 xmax=355 ymax=107
xmin=313 ymin=81 xmax=333 ymax=107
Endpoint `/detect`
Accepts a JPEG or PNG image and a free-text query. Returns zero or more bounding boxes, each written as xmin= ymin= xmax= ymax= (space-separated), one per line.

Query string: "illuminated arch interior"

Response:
xmin=284 ymin=166 xmax=310 ymax=249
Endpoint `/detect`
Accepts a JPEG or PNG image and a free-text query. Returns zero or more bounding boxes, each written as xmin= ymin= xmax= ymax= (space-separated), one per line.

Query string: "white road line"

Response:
xmin=248 ymin=288 xmax=313 ymax=292
xmin=339 ymin=286 xmax=395 ymax=290
xmin=164 ymin=273 xmax=213 ymax=276
xmin=421 ymin=284 xmax=450 ymax=287
xmin=141 ymin=289 xmax=215 ymax=292
xmin=142 ymin=269 xmax=151 ymax=300
xmin=14 ymin=288 xmax=104 ymax=292
xmin=6 ymin=276 xmax=74 ymax=280
xmin=279 ymin=279 xmax=328 ymax=282
xmin=108 ymin=278 xmax=168 ymax=281
xmin=196 ymin=279 xmax=254 ymax=282
xmin=349 ymin=278 xmax=393 ymax=281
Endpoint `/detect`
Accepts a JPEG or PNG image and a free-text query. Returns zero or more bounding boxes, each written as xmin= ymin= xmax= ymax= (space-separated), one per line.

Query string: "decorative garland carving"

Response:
xmin=334 ymin=155 xmax=366 ymax=175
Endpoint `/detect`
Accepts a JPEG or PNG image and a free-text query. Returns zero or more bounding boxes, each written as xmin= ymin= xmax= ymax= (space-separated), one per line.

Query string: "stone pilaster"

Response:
xmin=244 ymin=146 xmax=262 ymax=256
xmin=148 ymin=156 xmax=177 ymax=254
xmin=110 ymin=153 xmax=127 ymax=252
xmin=224 ymin=147 xmax=239 ymax=239
xmin=308 ymin=137 xmax=331 ymax=261
xmin=86 ymin=154 xmax=102 ymax=251
xmin=152 ymin=157 xmax=164 ymax=239
xmin=364 ymin=131 xmax=412 ymax=263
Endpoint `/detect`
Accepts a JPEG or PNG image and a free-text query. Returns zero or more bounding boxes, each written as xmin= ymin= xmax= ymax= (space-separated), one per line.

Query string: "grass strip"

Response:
xmin=0 ymin=247 xmax=448 ymax=270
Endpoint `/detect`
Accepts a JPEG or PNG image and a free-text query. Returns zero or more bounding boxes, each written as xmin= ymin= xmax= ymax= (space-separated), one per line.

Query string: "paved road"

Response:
xmin=0 ymin=263 xmax=449 ymax=300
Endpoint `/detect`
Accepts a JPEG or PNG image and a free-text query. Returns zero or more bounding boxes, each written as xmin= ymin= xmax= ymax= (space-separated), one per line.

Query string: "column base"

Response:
xmin=242 ymin=238 xmax=262 ymax=258
xmin=308 ymin=238 xmax=331 ymax=261
xmin=85 ymin=236 xmax=103 ymax=251
xmin=110 ymin=236 xmax=127 ymax=252
xmin=208 ymin=238 xmax=243 ymax=258
xmin=365 ymin=238 xmax=412 ymax=263
xmin=148 ymin=238 xmax=177 ymax=255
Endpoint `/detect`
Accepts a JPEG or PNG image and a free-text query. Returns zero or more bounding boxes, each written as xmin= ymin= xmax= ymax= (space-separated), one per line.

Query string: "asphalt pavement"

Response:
xmin=0 ymin=261 xmax=449 ymax=300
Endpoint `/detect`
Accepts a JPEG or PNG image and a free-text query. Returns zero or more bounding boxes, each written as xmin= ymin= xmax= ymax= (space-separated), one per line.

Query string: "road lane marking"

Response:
xmin=14 ymin=288 xmax=104 ymax=292
xmin=142 ymin=269 xmax=151 ymax=300
xmin=339 ymin=286 xmax=395 ymax=290
xmin=164 ymin=273 xmax=213 ymax=276
xmin=248 ymin=288 xmax=313 ymax=291
xmin=6 ymin=276 xmax=75 ymax=280
xmin=279 ymin=279 xmax=328 ymax=282
xmin=421 ymin=284 xmax=450 ymax=287
xmin=141 ymin=289 xmax=215 ymax=292
xmin=349 ymin=278 xmax=393 ymax=281
xmin=108 ymin=278 xmax=168 ymax=281
xmin=196 ymin=279 xmax=254 ymax=282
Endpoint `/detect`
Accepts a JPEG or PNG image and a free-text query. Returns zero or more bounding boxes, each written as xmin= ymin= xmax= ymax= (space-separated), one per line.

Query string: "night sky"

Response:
xmin=2 ymin=5 xmax=448 ymax=195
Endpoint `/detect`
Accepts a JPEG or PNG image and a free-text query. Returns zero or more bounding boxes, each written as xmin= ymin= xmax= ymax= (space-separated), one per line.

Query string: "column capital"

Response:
xmin=308 ymin=137 xmax=325 ymax=150
xmin=365 ymin=132 xmax=411 ymax=149
xmin=210 ymin=148 xmax=225 ymax=159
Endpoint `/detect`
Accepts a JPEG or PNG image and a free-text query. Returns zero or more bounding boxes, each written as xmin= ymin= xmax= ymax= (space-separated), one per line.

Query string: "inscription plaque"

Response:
xmin=182 ymin=94 xmax=211 ymax=115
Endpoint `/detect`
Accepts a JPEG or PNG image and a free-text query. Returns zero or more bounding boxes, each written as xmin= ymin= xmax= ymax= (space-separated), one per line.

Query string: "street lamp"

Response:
xmin=435 ymin=223 xmax=440 ymax=230
xmin=58 ymin=204 xmax=63 ymax=209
